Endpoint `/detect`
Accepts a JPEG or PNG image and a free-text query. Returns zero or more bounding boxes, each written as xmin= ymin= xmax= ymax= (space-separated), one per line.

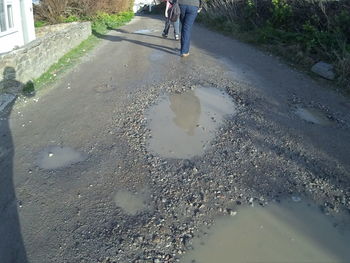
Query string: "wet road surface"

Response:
xmin=1 ymin=15 xmax=350 ymax=263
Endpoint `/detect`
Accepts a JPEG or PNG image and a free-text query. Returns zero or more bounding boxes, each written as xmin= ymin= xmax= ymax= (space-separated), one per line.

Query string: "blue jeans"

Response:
xmin=179 ymin=5 xmax=198 ymax=54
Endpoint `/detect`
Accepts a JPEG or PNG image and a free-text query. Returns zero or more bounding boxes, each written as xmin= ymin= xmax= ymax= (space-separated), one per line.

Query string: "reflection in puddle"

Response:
xmin=294 ymin=107 xmax=333 ymax=125
xmin=147 ymin=87 xmax=236 ymax=158
xmin=114 ymin=190 xmax=149 ymax=215
xmin=182 ymin=200 xmax=350 ymax=263
xmin=37 ymin=146 xmax=85 ymax=170
xmin=134 ymin=29 xmax=154 ymax=34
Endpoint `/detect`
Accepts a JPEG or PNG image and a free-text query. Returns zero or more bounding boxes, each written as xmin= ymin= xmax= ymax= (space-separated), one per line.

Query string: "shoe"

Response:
xmin=175 ymin=35 xmax=179 ymax=41
xmin=162 ymin=33 xmax=168 ymax=38
xmin=180 ymin=53 xmax=190 ymax=57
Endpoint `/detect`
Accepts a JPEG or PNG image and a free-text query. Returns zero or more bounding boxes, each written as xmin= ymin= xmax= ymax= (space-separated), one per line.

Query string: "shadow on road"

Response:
xmin=0 ymin=67 xmax=30 ymax=262
xmin=93 ymin=28 xmax=178 ymax=56
xmin=113 ymin=28 xmax=167 ymax=41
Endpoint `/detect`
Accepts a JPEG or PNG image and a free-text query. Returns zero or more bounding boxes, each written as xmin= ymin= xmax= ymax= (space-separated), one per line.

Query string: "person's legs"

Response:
xmin=179 ymin=5 xmax=187 ymax=50
xmin=173 ymin=17 xmax=180 ymax=38
xmin=163 ymin=18 xmax=171 ymax=37
xmin=180 ymin=5 xmax=198 ymax=55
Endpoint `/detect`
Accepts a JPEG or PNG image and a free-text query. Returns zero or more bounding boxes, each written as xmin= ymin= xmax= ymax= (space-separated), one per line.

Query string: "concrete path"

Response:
xmin=1 ymin=15 xmax=350 ymax=263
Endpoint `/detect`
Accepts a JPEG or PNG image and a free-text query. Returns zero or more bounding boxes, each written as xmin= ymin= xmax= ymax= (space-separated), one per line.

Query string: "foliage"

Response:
xmin=34 ymin=0 xmax=134 ymax=24
xmin=34 ymin=0 xmax=69 ymax=24
xmin=62 ymin=15 xmax=80 ymax=23
xmin=22 ymin=81 xmax=35 ymax=96
xmin=200 ymin=0 xmax=350 ymax=92
xmin=90 ymin=11 xmax=134 ymax=34
xmin=34 ymin=20 xmax=47 ymax=28
xmin=269 ymin=0 xmax=292 ymax=29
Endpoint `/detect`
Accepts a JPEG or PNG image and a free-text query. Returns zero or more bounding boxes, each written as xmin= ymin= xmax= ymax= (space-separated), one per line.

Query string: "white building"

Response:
xmin=0 ymin=0 xmax=35 ymax=54
xmin=133 ymin=0 xmax=158 ymax=13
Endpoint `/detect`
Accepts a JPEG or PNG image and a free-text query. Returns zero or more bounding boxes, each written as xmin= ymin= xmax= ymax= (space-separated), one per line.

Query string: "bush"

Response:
xmin=91 ymin=11 xmax=134 ymax=34
xmin=34 ymin=0 xmax=69 ymax=24
xmin=200 ymin=0 xmax=350 ymax=91
xmin=34 ymin=0 xmax=133 ymax=23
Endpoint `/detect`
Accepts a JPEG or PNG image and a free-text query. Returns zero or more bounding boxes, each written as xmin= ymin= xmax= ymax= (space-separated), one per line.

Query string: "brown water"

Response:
xmin=294 ymin=107 xmax=333 ymax=125
xmin=114 ymin=190 xmax=150 ymax=215
xmin=37 ymin=146 xmax=85 ymax=170
xmin=147 ymin=87 xmax=236 ymax=158
xmin=182 ymin=200 xmax=350 ymax=263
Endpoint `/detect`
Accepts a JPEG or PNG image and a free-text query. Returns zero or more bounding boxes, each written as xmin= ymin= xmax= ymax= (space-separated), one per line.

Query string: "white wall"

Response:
xmin=20 ymin=0 xmax=35 ymax=43
xmin=0 ymin=0 xmax=35 ymax=54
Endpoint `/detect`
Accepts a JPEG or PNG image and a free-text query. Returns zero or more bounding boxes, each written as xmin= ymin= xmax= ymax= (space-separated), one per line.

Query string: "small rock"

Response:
xmin=230 ymin=210 xmax=237 ymax=216
xmin=311 ymin=61 xmax=335 ymax=80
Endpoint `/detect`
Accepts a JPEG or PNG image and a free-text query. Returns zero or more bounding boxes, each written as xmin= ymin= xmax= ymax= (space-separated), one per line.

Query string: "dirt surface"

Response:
xmin=1 ymin=15 xmax=350 ymax=263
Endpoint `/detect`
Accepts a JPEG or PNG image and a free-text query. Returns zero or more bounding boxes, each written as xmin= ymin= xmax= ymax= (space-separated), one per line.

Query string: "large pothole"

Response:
xmin=146 ymin=87 xmax=237 ymax=159
xmin=181 ymin=199 xmax=350 ymax=263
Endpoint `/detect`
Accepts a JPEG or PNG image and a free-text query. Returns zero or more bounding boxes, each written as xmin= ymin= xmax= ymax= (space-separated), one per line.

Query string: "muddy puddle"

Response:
xmin=37 ymin=146 xmax=85 ymax=170
xmin=114 ymin=190 xmax=150 ymax=215
xmin=147 ymin=87 xmax=236 ymax=159
xmin=294 ymin=106 xmax=333 ymax=125
xmin=182 ymin=199 xmax=350 ymax=263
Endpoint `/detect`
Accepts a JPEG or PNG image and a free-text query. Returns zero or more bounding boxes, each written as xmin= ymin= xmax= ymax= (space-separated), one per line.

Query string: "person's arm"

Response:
xmin=165 ymin=1 xmax=170 ymax=17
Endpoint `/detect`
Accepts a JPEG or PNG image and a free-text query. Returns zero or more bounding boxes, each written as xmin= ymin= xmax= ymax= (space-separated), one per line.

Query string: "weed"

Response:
xmin=34 ymin=20 xmax=47 ymax=28
xmin=22 ymin=81 xmax=35 ymax=96
xmin=63 ymin=15 xmax=80 ymax=23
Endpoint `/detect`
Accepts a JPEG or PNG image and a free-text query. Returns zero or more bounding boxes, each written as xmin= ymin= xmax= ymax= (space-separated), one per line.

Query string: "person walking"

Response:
xmin=162 ymin=0 xmax=180 ymax=40
xmin=178 ymin=0 xmax=201 ymax=57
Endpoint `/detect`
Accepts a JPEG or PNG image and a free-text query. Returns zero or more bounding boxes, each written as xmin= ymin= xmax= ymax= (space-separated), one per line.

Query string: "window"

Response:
xmin=0 ymin=0 xmax=6 ymax=32
xmin=7 ymin=4 xmax=13 ymax=28
xmin=0 ymin=0 xmax=14 ymax=33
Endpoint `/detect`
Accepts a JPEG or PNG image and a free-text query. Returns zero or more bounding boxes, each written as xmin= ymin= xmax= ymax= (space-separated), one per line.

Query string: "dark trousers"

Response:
xmin=163 ymin=17 xmax=180 ymax=36
xmin=179 ymin=4 xmax=198 ymax=54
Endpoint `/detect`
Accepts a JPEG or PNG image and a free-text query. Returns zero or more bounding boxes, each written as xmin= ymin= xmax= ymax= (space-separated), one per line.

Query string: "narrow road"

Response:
xmin=1 ymin=15 xmax=350 ymax=263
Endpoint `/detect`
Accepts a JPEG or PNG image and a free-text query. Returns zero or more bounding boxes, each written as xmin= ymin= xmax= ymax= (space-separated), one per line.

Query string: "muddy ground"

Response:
xmin=1 ymin=15 xmax=350 ymax=263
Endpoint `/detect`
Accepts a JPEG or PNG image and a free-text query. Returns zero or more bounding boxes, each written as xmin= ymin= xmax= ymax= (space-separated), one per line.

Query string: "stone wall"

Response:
xmin=0 ymin=22 xmax=91 ymax=94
